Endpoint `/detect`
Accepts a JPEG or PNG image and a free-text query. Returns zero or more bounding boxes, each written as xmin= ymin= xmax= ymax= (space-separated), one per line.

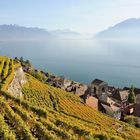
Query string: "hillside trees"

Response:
xmin=128 ymin=85 xmax=136 ymax=103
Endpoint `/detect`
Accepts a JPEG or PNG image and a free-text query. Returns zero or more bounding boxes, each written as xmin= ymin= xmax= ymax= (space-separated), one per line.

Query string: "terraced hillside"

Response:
xmin=0 ymin=56 xmax=140 ymax=140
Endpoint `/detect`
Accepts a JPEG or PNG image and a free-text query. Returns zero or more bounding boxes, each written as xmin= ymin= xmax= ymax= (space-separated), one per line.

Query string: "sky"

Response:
xmin=0 ymin=0 xmax=140 ymax=34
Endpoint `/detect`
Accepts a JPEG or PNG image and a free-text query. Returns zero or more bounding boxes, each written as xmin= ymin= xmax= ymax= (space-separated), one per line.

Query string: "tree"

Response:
xmin=25 ymin=60 xmax=31 ymax=67
xmin=128 ymin=85 xmax=136 ymax=103
xmin=20 ymin=56 xmax=24 ymax=62
xmin=14 ymin=57 xmax=18 ymax=61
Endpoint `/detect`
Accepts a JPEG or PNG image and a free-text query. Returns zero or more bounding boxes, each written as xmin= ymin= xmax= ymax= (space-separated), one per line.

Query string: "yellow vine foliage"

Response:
xmin=0 ymin=56 xmax=20 ymax=91
xmin=0 ymin=56 xmax=140 ymax=140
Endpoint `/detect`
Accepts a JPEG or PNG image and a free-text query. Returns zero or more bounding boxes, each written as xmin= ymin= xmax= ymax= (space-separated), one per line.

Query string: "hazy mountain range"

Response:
xmin=95 ymin=18 xmax=140 ymax=40
xmin=0 ymin=24 xmax=83 ymax=41
xmin=50 ymin=29 xmax=82 ymax=39
xmin=0 ymin=18 xmax=140 ymax=41
xmin=0 ymin=24 xmax=51 ymax=41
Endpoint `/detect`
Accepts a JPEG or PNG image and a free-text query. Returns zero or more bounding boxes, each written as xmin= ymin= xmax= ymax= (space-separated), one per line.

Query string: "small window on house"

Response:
xmin=102 ymin=87 xmax=105 ymax=92
xmin=94 ymin=87 xmax=96 ymax=94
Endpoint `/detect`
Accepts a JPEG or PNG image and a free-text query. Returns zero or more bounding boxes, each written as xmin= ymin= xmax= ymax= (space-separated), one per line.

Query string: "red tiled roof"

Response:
xmin=86 ymin=96 xmax=98 ymax=110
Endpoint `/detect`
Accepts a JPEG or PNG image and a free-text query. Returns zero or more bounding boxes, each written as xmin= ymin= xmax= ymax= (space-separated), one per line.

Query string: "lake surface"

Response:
xmin=0 ymin=39 xmax=140 ymax=88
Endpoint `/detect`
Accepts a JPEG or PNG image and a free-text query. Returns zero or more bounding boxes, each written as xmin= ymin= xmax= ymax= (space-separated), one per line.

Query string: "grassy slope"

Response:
xmin=0 ymin=56 xmax=140 ymax=140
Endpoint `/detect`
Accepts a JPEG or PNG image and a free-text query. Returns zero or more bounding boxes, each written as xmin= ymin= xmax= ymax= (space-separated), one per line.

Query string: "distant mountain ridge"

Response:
xmin=1 ymin=19 xmax=140 ymax=41
xmin=0 ymin=24 xmax=51 ymax=41
xmin=0 ymin=24 xmax=82 ymax=40
xmin=95 ymin=18 xmax=140 ymax=39
xmin=50 ymin=29 xmax=82 ymax=39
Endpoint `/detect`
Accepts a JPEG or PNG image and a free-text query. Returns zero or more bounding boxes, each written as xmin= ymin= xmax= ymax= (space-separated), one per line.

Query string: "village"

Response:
xmin=18 ymin=57 xmax=140 ymax=121
xmin=46 ymin=75 xmax=140 ymax=121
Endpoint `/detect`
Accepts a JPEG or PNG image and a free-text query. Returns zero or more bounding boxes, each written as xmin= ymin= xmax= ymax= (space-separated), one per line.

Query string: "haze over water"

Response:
xmin=0 ymin=39 xmax=140 ymax=88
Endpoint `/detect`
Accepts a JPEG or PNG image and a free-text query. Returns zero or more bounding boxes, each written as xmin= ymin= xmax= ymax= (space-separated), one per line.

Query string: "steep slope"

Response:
xmin=0 ymin=56 xmax=140 ymax=140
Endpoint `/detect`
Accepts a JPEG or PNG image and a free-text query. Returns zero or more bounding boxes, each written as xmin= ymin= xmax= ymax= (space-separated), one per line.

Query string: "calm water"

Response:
xmin=0 ymin=39 xmax=140 ymax=88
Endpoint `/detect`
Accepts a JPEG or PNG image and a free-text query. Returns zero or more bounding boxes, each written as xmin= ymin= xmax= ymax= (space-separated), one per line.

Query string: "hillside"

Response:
xmin=0 ymin=56 xmax=140 ymax=140
xmin=95 ymin=18 xmax=140 ymax=40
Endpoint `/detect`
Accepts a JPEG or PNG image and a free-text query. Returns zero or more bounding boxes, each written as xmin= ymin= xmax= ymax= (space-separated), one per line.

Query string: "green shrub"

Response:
xmin=124 ymin=115 xmax=140 ymax=128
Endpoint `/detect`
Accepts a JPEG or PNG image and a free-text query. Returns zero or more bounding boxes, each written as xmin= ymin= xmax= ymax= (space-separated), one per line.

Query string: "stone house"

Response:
xmin=111 ymin=89 xmax=136 ymax=117
xmin=63 ymin=78 xmax=72 ymax=88
xmin=99 ymin=92 xmax=114 ymax=103
xmin=75 ymin=84 xmax=88 ymax=95
xmin=100 ymin=103 xmax=121 ymax=120
xmin=112 ymin=90 xmax=129 ymax=108
xmin=98 ymin=93 xmax=122 ymax=120
xmin=47 ymin=76 xmax=72 ymax=88
xmin=82 ymin=79 xmax=121 ymax=119
xmin=91 ymin=79 xmax=108 ymax=97
xmin=83 ymin=79 xmax=138 ymax=120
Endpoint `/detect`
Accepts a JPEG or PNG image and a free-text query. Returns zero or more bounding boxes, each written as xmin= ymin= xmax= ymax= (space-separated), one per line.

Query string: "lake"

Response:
xmin=0 ymin=39 xmax=140 ymax=88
